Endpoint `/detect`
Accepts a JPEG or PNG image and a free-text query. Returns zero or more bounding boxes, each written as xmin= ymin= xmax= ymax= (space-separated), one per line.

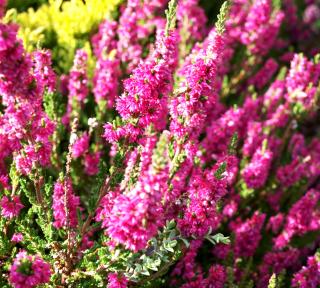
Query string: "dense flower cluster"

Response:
xmin=1 ymin=0 xmax=320 ymax=287
xmin=241 ymin=0 xmax=284 ymax=55
xmin=107 ymin=273 xmax=128 ymax=288
xmin=9 ymin=251 xmax=51 ymax=288
xmin=0 ymin=22 xmax=55 ymax=176
xmin=292 ymin=253 xmax=320 ymax=288
xmin=0 ymin=196 xmax=24 ymax=219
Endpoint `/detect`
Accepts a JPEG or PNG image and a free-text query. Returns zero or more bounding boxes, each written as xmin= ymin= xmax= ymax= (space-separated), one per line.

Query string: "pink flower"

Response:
xmin=80 ymin=233 xmax=94 ymax=253
xmin=177 ymin=0 xmax=207 ymax=41
xmin=223 ymin=198 xmax=238 ymax=218
xmin=276 ymin=158 xmax=307 ymax=187
xmin=107 ymin=273 xmax=128 ymax=288
xmin=104 ymin=28 xmax=178 ymax=143
xmin=14 ymin=140 xmax=53 ymax=175
xmin=285 ymin=54 xmax=320 ymax=112
xmin=304 ymin=4 xmax=320 ymax=26
xmin=242 ymin=122 xmax=263 ymax=157
xmin=92 ymin=20 xmax=120 ymax=107
xmin=258 ymin=248 xmax=300 ymax=288
xmin=170 ymin=29 xmax=224 ymax=140
xmin=203 ymin=107 xmax=245 ymax=159
xmin=249 ymin=58 xmax=279 ymax=89
xmin=93 ymin=57 xmax=120 ymax=107
xmin=212 ymin=243 xmax=231 ymax=260
xmin=230 ymin=212 xmax=266 ymax=258
xmin=116 ymin=0 xmax=169 ymax=73
xmin=9 ymin=251 xmax=51 ymax=288
xmin=103 ymin=123 xmax=126 ymax=143
xmin=95 ymin=190 xmax=119 ymax=225
xmin=103 ymin=137 xmax=168 ymax=252
xmin=242 ymin=147 xmax=273 ymax=189
xmin=92 ymin=20 xmax=117 ymax=58
xmin=0 ymin=196 xmax=24 ymax=219
xmin=84 ymin=152 xmax=101 ymax=176
xmin=267 ymin=213 xmax=284 ymax=234
xmin=171 ymin=240 xmax=203 ymax=282
xmin=292 ymin=254 xmax=320 ymax=288
xmin=178 ymin=167 xmax=227 ymax=237
xmin=0 ymin=174 xmax=10 ymax=190
xmin=0 ymin=22 xmax=55 ymax=175
xmin=106 ymin=175 xmax=164 ymax=251
xmin=11 ymin=233 xmax=24 ymax=243
xmin=241 ymin=0 xmax=284 ymax=55
xmin=263 ymin=80 xmax=286 ymax=116
xmin=206 ymin=264 xmax=227 ymax=288
xmin=274 ymin=189 xmax=320 ymax=248
xmin=72 ymin=133 xmax=89 ymax=159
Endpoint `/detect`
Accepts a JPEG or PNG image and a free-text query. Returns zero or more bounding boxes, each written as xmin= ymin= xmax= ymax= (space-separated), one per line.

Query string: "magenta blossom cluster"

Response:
xmin=103 ymin=28 xmax=178 ymax=143
xmin=292 ymin=253 xmax=320 ymax=288
xmin=0 ymin=196 xmax=24 ymax=219
xmin=241 ymin=0 xmax=284 ymax=55
xmin=107 ymin=273 xmax=128 ymax=288
xmin=9 ymin=251 xmax=51 ymax=288
xmin=0 ymin=23 xmax=55 ymax=176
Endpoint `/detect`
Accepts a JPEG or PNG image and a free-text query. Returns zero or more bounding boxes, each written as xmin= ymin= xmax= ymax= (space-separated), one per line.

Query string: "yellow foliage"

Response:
xmin=7 ymin=0 xmax=121 ymax=72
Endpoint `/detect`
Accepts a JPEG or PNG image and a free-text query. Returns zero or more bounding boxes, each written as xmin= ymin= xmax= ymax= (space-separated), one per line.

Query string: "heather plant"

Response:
xmin=1 ymin=0 xmax=320 ymax=287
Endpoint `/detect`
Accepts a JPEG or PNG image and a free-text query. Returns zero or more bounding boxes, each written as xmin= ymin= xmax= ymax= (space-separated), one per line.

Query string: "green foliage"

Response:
xmin=125 ymin=220 xmax=187 ymax=284
xmin=9 ymin=163 xmax=19 ymax=195
xmin=7 ymin=0 xmax=48 ymax=12
xmin=239 ymin=180 xmax=255 ymax=199
xmin=214 ymin=162 xmax=227 ymax=180
xmin=152 ymin=133 xmax=170 ymax=172
xmin=268 ymin=274 xmax=277 ymax=288
xmin=43 ymin=91 xmax=62 ymax=121
xmin=165 ymin=0 xmax=177 ymax=36
xmin=74 ymin=221 xmax=187 ymax=286
xmin=0 ymin=218 xmax=10 ymax=256
xmin=204 ymin=229 xmax=230 ymax=245
xmin=215 ymin=1 xmax=230 ymax=35
xmin=228 ymin=132 xmax=238 ymax=155
xmin=272 ymin=0 xmax=282 ymax=11
xmin=87 ymin=161 xmax=109 ymax=213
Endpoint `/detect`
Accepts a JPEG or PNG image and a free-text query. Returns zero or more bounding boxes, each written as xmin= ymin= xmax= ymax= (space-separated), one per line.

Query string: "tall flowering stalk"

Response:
xmin=63 ymin=49 xmax=89 ymax=125
xmin=92 ymin=20 xmax=120 ymax=109
xmin=100 ymin=0 xmax=179 ymax=252
xmin=169 ymin=21 xmax=226 ymax=143
xmin=103 ymin=0 xmax=178 ymax=144
xmin=0 ymin=23 xmax=55 ymax=176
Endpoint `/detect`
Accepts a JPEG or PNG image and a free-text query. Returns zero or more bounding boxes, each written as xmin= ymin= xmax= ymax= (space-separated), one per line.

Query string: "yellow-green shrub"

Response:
xmin=6 ymin=0 xmax=121 ymax=73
